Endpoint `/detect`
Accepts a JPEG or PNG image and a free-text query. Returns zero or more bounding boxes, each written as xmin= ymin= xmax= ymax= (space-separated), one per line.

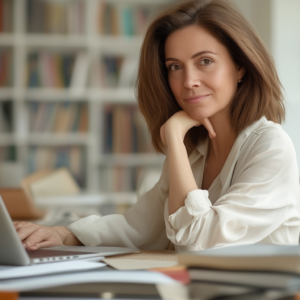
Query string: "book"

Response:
xmin=69 ymin=52 xmax=90 ymax=94
xmin=28 ymin=168 xmax=80 ymax=198
xmin=0 ymin=50 xmax=12 ymax=87
xmin=178 ymin=244 xmax=300 ymax=274
xmin=188 ymin=268 xmax=300 ymax=289
xmin=103 ymin=250 xmax=178 ymax=271
xmin=27 ymin=146 xmax=85 ymax=187
xmin=0 ymin=101 xmax=12 ymax=132
xmin=103 ymin=104 xmax=153 ymax=154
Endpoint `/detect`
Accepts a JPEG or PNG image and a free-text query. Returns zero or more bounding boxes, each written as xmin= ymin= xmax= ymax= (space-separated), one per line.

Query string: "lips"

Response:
xmin=184 ymin=94 xmax=210 ymax=103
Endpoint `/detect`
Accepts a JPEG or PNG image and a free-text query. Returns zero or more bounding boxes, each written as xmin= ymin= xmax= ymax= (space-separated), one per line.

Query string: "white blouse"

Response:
xmin=68 ymin=117 xmax=300 ymax=251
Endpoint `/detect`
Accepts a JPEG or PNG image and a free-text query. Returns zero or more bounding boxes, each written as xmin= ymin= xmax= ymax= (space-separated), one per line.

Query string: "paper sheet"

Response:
xmin=0 ymin=270 xmax=175 ymax=292
xmin=103 ymin=258 xmax=177 ymax=270
xmin=0 ymin=260 xmax=105 ymax=280
xmin=103 ymin=250 xmax=178 ymax=270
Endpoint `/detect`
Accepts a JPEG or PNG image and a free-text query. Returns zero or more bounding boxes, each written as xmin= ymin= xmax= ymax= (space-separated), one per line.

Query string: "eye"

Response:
xmin=199 ymin=58 xmax=213 ymax=66
xmin=168 ymin=64 xmax=182 ymax=71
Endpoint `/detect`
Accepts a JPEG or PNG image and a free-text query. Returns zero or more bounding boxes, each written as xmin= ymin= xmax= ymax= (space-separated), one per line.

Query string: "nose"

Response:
xmin=183 ymin=67 xmax=201 ymax=89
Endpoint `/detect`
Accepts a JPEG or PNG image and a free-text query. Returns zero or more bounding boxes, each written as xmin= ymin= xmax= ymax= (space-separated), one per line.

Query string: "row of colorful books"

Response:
xmin=27 ymin=0 xmax=85 ymax=35
xmin=27 ymin=146 xmax=85 ymax=187
xmin=99 ymin=166 xmax=146 ymax=192
xmin=0 ymin=50 xmax=12 ymax=87
xmin=0 ymin=101 xmax=12 ymax=132
xmin=26 ymin=52 xmax=76 ymax=88
xmin=103 ymin=105 xmax=153 ymax=154
xmin=0 ymin=0 xmax=13 ymax=33
xmin=90 ymin=56 xmax=138 ymax=88
xmin=26 ymin=52 xmax=138 ymax=89
xmin=28 ymin=102 xmax=88 ymax=133
xmin=98 ymin=3 xmax=156 ymax=36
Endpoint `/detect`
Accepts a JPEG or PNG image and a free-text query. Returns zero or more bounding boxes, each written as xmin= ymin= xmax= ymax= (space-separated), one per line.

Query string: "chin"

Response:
xmin=186 ymin=109 xmax=213 ymax=122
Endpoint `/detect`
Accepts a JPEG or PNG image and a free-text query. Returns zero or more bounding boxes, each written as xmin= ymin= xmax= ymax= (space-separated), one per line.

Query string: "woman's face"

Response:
xmin=164 ymin=25 xmax=245 ymax=122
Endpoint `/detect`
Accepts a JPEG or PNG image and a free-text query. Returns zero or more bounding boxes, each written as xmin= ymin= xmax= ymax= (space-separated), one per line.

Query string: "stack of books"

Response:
xmin=27 ymin=0 xmax=85 ymax=35
xmin=178 ymin=244 xmax=300 ymax=299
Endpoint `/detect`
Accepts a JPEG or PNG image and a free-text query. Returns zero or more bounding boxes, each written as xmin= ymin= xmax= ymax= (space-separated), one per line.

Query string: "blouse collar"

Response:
xmin=189 ymin=116 xmax=267 ymax=187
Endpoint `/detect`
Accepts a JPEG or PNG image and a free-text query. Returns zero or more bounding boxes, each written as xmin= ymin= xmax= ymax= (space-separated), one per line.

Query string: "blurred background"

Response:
xmin=0 ymin=0 xmax=299 ymax=222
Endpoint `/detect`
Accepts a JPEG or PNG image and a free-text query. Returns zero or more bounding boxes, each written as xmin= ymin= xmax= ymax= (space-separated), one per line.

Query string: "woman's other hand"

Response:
xmin=160 ymin=110 xmax=216 ymax=147
xmin=14 ymin=222 xmax=82 ymax=251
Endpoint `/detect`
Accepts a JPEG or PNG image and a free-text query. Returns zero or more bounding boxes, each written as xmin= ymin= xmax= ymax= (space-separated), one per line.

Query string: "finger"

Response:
xmin=14 ymin=221 xmax=31 ymax=231
xmin=23 ymin=227 xmax=50 ymax=249
xmin=15 ymin=223 xmax=41 ymax=242
xmin=202 ymin=118 xmax=216 ymax=139
xmin=35 ymin=239 xmax=62 ymax=250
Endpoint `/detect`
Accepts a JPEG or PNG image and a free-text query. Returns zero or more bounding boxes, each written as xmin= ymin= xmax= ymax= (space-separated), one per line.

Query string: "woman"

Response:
xmin=15 ymin=0 xmax=300 ymax=251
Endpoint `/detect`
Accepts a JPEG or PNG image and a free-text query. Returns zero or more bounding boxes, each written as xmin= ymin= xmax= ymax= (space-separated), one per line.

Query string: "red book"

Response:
xmin=150 ymin=265 xmax=190 ymax=285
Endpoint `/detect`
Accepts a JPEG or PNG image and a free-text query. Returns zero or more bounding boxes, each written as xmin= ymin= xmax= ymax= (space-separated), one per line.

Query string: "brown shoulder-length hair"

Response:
xmin=137 ymin=0 xmax=285 ymax=154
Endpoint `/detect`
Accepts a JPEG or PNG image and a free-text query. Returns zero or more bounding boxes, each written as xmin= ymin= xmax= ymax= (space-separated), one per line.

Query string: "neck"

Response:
xmin=207 ymin=110 xmax=236 ymax=161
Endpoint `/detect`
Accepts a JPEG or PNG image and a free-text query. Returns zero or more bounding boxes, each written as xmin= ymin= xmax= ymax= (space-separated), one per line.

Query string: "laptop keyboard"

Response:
xmin=27 ymin=249 xmax=94 ymax=258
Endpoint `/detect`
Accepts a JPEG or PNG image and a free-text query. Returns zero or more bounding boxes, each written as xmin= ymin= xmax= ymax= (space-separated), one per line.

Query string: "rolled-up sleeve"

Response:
xmin=164 ymin=128 xmax=300 ymax=251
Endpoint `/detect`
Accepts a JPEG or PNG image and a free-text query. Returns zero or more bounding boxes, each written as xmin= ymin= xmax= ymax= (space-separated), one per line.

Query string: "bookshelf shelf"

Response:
xmin=0 ymin=0 xmax=179 ymax=203
xmin=25 ymin=35 xmax=87 ymax=48
xmin=0 ymin=88 xmax=14 ymax=99
xmin=35 ymin=192 xmax=137 ymax=208
xmin=98 ymin=154 xmax=164 ymax=167
xmin=24 ymin=89 xmax=87 ymax=101
xmin=0 ymin=35 xmax=15 ymax=46
xmin=27 ymin=134 xmax=90 ymax=146
xmin=89 ymin=88 xmax=136 ymax=103
xmin=0 ymin=134 xmax=20 ymax=146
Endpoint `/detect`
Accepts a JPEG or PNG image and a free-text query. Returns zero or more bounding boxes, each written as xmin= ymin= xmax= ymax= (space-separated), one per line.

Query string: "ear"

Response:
xmin=237 ymin=66 xmax=246 ymax=81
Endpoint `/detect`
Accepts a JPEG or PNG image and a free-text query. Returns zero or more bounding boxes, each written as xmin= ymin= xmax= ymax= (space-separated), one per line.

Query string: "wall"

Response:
xmin=230 ymin=0 xmax=300 ymax=172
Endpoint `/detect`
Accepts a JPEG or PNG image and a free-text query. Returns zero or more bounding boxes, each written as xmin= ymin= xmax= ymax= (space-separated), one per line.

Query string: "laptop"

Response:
xmin=0 ymin=196 xmax=138 ymax=266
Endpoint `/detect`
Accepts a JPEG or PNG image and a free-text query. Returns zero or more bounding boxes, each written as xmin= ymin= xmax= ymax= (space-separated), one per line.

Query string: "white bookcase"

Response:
xmin=0 ymin=0 xmax=179 ymax=204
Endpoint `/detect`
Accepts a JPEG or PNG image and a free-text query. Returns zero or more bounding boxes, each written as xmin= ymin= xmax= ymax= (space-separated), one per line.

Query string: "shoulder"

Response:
xmin=234 ymin=118 xmax=299 ymax=185
xmin=236 ymin=117 xmax=298 ymax=177
xmin=243 ymin=118 xmax=295 ymax=157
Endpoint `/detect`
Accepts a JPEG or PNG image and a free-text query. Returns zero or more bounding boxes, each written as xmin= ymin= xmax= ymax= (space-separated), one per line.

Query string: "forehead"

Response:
xmin=164 ymin=25 xmax=226 ymax=58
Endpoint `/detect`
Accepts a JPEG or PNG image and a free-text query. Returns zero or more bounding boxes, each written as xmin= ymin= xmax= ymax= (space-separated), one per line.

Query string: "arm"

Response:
xmin=164 ymin=128 xmax=300 ymax=249
xmin=15 ymin=158 xmax=170 ymax=251
xmin=160 ymin=111 xmax=215 ymax=215
xmin=67 ymin=158 xmax=170 ymax=249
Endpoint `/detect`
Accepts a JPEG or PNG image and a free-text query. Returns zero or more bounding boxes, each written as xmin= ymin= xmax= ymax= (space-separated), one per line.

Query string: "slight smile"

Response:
xmin=184 ymin=94 xmax=210 ymax=104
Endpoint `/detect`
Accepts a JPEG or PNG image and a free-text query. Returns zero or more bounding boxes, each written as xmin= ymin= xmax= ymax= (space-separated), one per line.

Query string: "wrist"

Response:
xmin=53 ymin=226 xmax=83 ymax=246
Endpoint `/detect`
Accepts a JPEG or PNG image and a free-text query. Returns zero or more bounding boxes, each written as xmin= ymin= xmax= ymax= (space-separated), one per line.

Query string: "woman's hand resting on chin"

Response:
xmin=160 ymin=110 xmax=216 ymax=148
xmin=14 ymin=222 xmax=82 ymax=251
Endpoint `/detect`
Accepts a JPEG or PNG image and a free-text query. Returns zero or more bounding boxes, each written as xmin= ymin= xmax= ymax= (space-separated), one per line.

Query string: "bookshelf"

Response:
xmin=0 ymin=0 xmax=178 ymax=205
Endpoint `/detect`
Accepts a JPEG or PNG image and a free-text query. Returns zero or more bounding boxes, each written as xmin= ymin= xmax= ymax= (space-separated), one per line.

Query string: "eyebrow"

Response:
xmin=165 ymin=51 xmax=218 ymax=62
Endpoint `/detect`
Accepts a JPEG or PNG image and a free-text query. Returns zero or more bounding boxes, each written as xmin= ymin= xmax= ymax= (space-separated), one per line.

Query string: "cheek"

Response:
xmin=212 ymin=68 xmax=238 ymax=99
xmin=168 ymin=75 xmax=181 ymax=97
